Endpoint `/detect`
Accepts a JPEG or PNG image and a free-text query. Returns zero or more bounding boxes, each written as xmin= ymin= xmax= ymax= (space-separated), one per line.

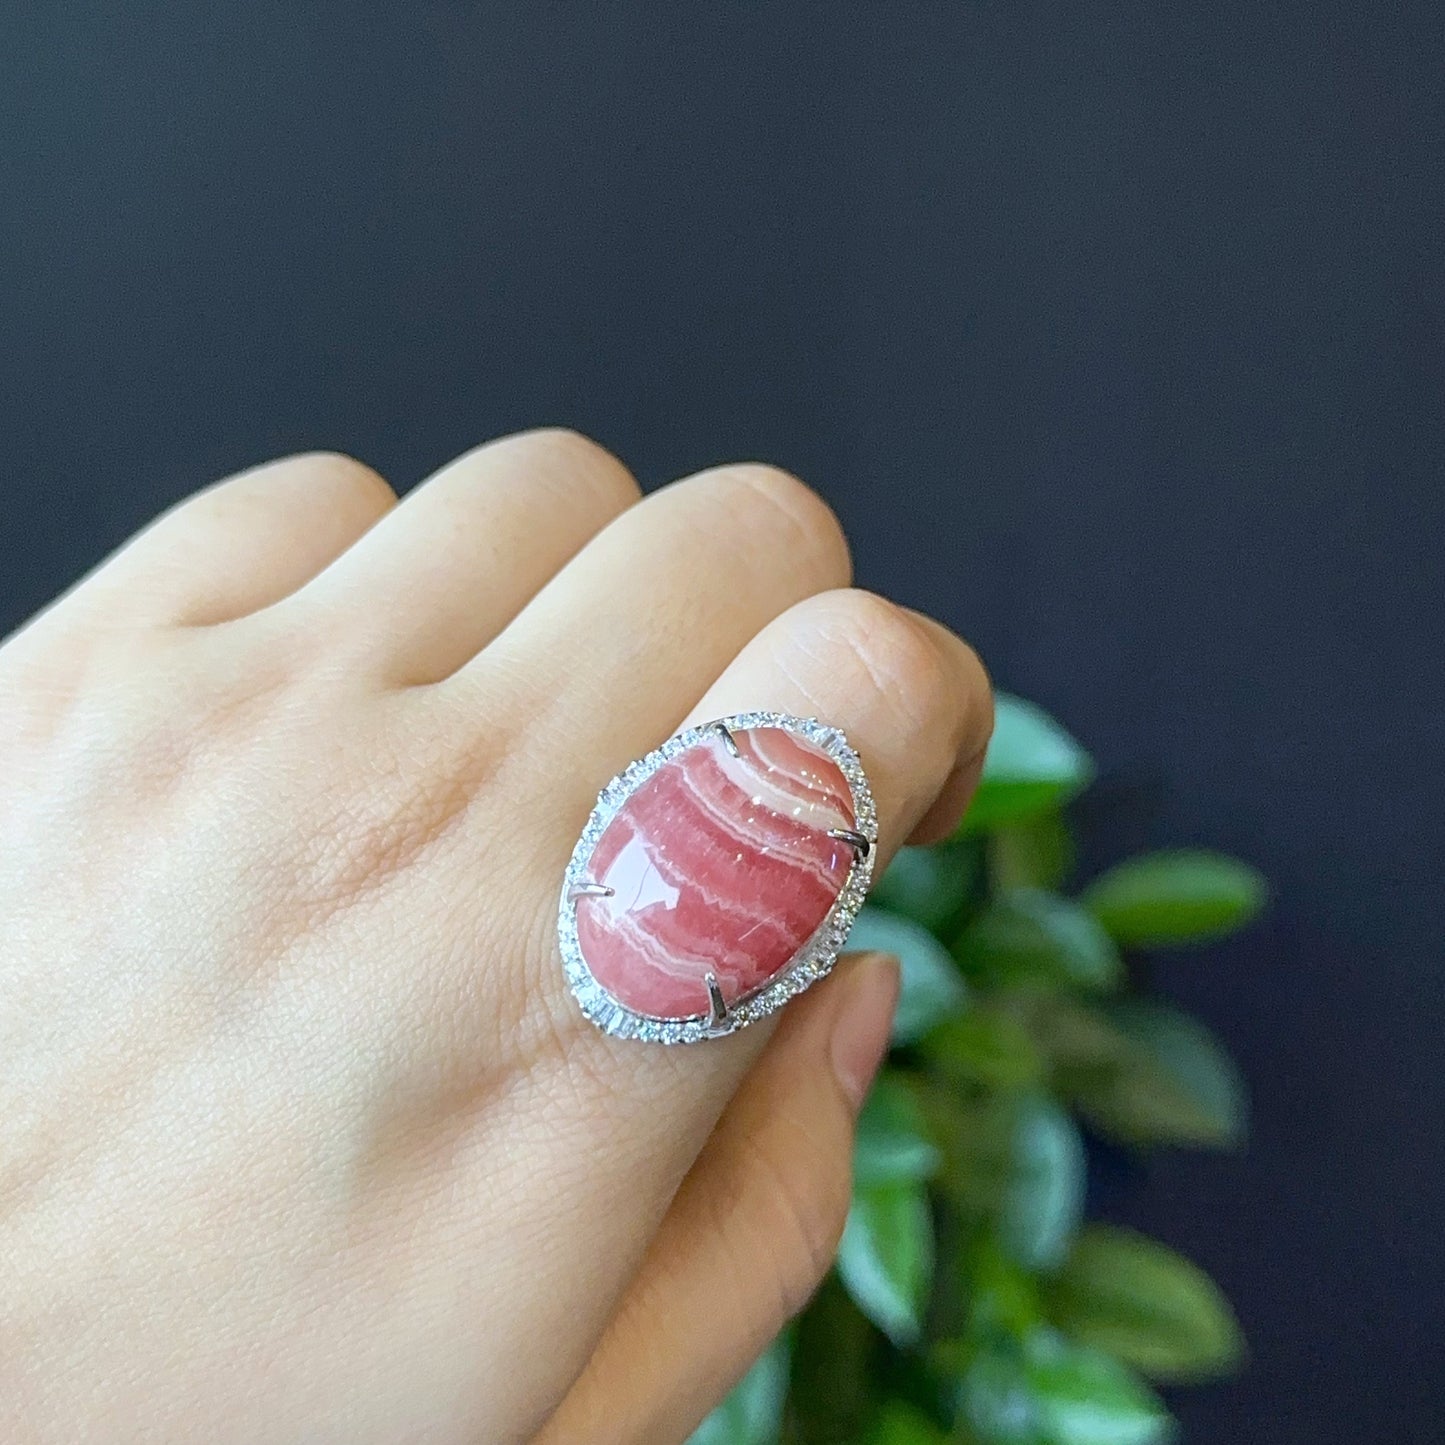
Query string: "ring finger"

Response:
xmin=471 ymin=588 xmax=989 ymax=1411
xmin=275 ymin=429 xmax=642 ymax=684
xmin=535 ymin=586 xmax=991 ymax=1098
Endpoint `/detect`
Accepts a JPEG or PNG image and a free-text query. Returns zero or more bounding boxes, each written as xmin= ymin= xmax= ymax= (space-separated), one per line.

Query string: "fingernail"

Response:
xmin=829 ymin=953 xmax=901 ymax=1112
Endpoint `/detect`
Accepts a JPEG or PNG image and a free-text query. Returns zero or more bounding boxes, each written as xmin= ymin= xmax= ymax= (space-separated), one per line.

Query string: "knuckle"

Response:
xmin=501 ymin=427 xmax=641 ymax=505
xmin=287 ymin=451 xmax=396 ymax=511
xmin=698 ymin=464 xmax=852 ymax=581
xmin=803 ymin=590 xmax=955 ymax=731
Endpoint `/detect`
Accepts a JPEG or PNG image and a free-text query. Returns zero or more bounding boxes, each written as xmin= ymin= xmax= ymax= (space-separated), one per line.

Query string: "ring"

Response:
xmin=559 ymin=712 xmax=877 ymax=1043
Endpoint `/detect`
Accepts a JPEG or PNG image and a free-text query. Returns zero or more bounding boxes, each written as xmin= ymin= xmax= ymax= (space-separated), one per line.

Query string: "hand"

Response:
xmin=0 ymin=432 xmax=991 ymax=1443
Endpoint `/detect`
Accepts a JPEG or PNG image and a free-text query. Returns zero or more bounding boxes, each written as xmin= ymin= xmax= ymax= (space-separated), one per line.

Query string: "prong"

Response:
xmin=828 ymin=827 xmax=871 ymax=859
xmin=710 ymin=720 xmax=741 ymax=758
xmin=705 ymin=972 xmax=730 ymax=1029
xmin=568 ymin=882 xmax=615 ymax=901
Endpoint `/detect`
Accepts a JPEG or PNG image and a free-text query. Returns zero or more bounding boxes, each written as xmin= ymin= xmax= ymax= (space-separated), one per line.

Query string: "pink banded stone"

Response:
xmin=576 ymin=725 xmax=857 ymax=1020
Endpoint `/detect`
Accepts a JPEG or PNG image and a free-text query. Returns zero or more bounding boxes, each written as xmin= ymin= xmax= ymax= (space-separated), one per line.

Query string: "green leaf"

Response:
xmin=918 ymin=1087 xmax=1020 ymax=1215
xmin=870 ymin=839 xmax=983 ymax=935
xmin=998 ymin=1098 xmax=1086 ymax=1272
xmin=1082 ymin=850 xmax=1267 ymax=947
xmin=837 ymin=1182 xmax=935 ymax=1346
xmin=961 ymin=1234 xmax=1044 ymax=1342
xmin=958 ymin=1339 xmax=1048 ymax=1445
xmin=1071 ymin=1002 xmax=1247 ymax=1150
xmin=1025 ymin=1331 xmax=1175 ymax=1445
xmin=848 ymin=906 xmax=969 ymax=1044
xmin=991 ymin=811 xmax=1076 ymax=891
xmin=960 ymin=1331 xmax=1174 ymax=1445
xmin=923 ymin=1010 xmax=1045 ymax=1092
xmin=864 ymin=1401 xmax=950 ymax=1444
xmin=688 ymin=1333 xmax=791 ymax=1445
xmin=1013 ymin=994 xmax=1130 ymax=1073
xmin=960 ymin=696 xmax=1093 ymax=835
xmin=958 ymin=890 xmax=1122 ymax=993
xmin=1047 ymin=1226 xmax=1244 ymax=1383
xmin=855 ymin=1074 xmax=943 ymax=1187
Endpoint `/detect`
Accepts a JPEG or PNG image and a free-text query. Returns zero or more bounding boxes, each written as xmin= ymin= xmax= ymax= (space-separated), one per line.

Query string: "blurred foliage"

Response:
xmin=692 ymin=694 xmax=1264 ymax=1445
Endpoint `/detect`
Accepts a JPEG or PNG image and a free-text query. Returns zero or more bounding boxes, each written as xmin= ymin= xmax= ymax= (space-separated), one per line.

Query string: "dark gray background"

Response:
xmin=3 ymin=4 xmax=1441 ymax=1439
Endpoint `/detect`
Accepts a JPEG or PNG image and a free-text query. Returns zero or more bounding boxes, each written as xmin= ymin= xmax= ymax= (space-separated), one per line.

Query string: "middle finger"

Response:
xmin=455 ymin=461 xmax=852 ymax=777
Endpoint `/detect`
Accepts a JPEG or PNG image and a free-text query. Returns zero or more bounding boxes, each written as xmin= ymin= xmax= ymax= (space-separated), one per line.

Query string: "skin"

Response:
xmin=0 ymin=431 xmax=992 ymax=1444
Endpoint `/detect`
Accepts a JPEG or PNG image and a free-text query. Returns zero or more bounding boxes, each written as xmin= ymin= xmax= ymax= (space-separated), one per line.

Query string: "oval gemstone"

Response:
xmin=576 ymin=725 xmax=857 ymax=1020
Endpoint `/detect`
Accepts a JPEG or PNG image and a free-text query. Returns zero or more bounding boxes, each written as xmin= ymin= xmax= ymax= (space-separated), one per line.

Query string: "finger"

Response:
xmin=416 ymin=591 xmax=985 ymax=1436
xmin=899 ymin=609 xmax=994 ymax=843
xmin=510 ymin=587 xmax=988 ymax=1236
xmin=460 ymin=461 xmax=852 ymax=776
xmin=538 ymin=952 xmax=900 ymax=1445
xmin=906 ymin=750 xmax=988 ymax=845
xmin=42 ymin=452 xmax=396 ymax=632
xmin=682 ymin=591 xmax=993 ymax=858
xmin=282 ymin=429 xmax=641 ymax=684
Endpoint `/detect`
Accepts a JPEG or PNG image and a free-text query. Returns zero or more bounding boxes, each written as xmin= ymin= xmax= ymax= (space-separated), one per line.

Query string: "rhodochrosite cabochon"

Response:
xmin=559 ymin=713 xmax=877 ymax=1043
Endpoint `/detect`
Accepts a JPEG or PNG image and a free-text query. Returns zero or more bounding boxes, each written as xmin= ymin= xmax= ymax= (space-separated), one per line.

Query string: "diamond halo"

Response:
xmin=558 ymin=711 xmax=878 ymax=1043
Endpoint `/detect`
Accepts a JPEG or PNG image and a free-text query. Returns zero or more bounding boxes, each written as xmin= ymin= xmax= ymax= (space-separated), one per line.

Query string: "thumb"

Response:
xmin=538 ymin=952 xmax=900 ymax=1445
